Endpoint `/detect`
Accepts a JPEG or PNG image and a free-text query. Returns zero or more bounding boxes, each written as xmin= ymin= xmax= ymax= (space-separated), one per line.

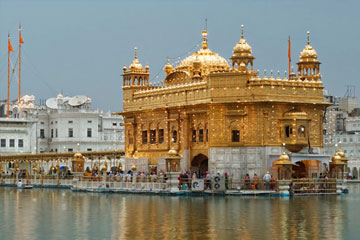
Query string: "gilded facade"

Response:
xmin=118 ymin=26 xmax=329 ymax=178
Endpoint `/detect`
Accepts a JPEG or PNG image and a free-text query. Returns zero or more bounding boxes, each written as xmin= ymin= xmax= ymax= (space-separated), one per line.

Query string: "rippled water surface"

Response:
xmin=1 ymin=185 xmax=360 ymax=240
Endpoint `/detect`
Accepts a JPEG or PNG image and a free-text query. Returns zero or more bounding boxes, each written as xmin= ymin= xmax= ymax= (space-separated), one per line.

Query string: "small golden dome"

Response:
xmin=74 ymin=152 xmax=83 ymax=159
xmin=331 ymin=153 xmax=341 ymax=162
xmin=129 ymin=47 xmax=143 ymax=70
xmin=131 ymin=164 xmax=137 ymax=171
xmin=176 ymin=30 xmax=230 ymax=75
xmin=163 ymin=57 xmax=174 ymax=72
xmin=337 ymin=148 xmax=345 ymax=158
xmin=299 ymin=31 xmax=318 ymax=61
xmin=279 ymin=152 xmax=290 ymax=161
xmin=168 ymin=148 xmax=178 ymax=156
xmin=233 ymin=25 xmax=253 ymax=57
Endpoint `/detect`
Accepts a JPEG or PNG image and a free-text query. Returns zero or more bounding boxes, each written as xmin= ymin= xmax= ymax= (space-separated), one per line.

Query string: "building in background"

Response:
xmin=0 ymin=94 xmax=124 ymax=155
xmin=323 ymin=87 xmax=360 ymax=178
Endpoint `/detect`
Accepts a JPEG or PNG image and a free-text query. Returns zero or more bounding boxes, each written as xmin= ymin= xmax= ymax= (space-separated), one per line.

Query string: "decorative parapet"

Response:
xmin=248 ymin=76 xmax=323 ymax=89
xmin=134 ymin=81 xmax=207 ymax=96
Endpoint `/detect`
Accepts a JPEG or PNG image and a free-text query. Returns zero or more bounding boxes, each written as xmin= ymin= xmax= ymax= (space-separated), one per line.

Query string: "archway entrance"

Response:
xmin=191 ymin=154 xmax=208 ymax=178
xmin=292 ymin=160 xmax=325 ymax=178
xmin=292 ymin=161 xmax=306 ymax=178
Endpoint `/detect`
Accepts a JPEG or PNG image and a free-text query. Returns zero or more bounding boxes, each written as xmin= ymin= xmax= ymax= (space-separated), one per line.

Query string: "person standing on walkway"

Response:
xmin=263 ymin=171 xmax=271 ymax=189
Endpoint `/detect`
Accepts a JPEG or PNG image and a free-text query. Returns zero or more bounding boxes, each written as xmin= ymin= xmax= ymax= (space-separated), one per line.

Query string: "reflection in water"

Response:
xmin=1 ymin=185 xmax=360 ymax=239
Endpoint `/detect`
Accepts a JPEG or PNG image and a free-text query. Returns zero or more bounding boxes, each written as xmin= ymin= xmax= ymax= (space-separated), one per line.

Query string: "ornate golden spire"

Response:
xmin=134 ymin=47 xmax=138 ymax=59
xmin=241 ymin=24 xmax=244 ymax=39
xmin=201 ymin=30 xmax=208 ymax=49
xmin=307 ymin=31 xmax=310 ymax=45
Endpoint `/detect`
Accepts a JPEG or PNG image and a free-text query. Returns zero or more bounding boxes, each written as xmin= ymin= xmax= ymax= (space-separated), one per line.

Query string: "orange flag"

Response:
xmin=8 ymin=37 xmax=14 ymax=52
xmin=20 ymin=32 xmax=24 ymax=44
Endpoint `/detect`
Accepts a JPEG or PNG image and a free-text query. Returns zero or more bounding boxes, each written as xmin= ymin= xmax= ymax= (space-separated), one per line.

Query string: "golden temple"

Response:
xmin=118 ymin=26 xmax=329 ymax=178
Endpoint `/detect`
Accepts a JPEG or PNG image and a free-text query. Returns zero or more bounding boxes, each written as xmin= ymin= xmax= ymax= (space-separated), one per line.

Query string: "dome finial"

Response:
xmin=167 ymin=56 xmax=170 ymax=64
xmin=134 ymin=47 xmax=138 ymax=59
xmin=241 ymin=24 xmax=244 ymax=39
xmin=307 ymin=31 xmax=310 ymax=45
xmin=201 ymin=29 xmax=208 ymax=49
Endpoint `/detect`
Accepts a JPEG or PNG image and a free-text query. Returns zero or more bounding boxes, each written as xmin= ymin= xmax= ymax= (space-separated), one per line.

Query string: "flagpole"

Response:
xmin=18 ymin=24 xmax=22 ymax=104
xmin=7 ymin=33 xmax=10 ymax=118
xmin=288 ymin=36 xmax=291 ymax=76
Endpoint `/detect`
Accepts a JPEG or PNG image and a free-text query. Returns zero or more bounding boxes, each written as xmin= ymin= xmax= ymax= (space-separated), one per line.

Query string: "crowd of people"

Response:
xmin=83 ymin=167 xmax=167 ymax=183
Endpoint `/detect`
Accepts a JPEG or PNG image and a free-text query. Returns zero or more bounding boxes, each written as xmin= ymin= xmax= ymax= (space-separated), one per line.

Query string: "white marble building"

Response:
xmin=323 ymin=93 xmax=360 ymax=178
xmin=0 ymin=94 xmax=124 ymax=155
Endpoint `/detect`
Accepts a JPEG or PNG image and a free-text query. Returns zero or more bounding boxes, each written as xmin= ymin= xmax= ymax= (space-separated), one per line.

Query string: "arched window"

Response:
xmin=192 ymin=129 xmax=196 ymax=142
xmin=285 ymin=126 xmax=292 ymax=138
xmin=158 ymin=129 xmax=164 ymax=144
xmin=172 ymin=130 xmax=177 ymax=143
xmin=198 ymin=124 xmax=204 ymax=142
xmin=298 ymin=125 xmax=306 ymax=137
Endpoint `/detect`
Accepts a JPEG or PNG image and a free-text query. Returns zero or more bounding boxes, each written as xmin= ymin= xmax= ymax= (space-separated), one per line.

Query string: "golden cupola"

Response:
xmin=128 ymin=47 xmax=144 ymax=72
xmin=163 ymin=57 xmax=174 ymax=77
xmin=230 ymin=24 xmax=255 ymax=71
xmin=175 ymin=30 xmax=230 ymax=76
xmin=297 ymin=31 xmax=321 ymax=81
xmin=122 ymin=47 xmax=149 ymax=87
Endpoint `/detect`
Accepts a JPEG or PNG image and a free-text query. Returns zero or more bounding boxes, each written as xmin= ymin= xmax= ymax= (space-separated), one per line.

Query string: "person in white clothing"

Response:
xmin=263 ymin=171 xmax=271 ymax=190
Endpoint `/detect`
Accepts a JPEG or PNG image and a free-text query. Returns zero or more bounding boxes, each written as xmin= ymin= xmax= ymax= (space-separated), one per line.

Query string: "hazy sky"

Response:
xmin=0 ymin=0 xmax=359 ymax=112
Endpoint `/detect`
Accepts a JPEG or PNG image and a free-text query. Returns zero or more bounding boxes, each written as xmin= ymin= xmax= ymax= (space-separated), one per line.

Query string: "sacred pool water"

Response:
xmin=1 ymin=185 xmax=360 ymax=239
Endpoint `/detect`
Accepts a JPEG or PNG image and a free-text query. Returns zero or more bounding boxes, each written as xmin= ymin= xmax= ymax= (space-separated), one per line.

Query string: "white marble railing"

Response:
xmin=73 ymin=180 xmax=167 ymax=191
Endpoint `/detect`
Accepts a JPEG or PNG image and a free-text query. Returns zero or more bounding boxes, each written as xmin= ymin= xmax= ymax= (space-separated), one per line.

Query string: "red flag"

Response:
xmin=8 ymin=37 xmax=14 ymax=52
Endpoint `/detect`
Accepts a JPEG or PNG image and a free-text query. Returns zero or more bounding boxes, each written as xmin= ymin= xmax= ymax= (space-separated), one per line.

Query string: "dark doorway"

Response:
xmin=191 ymin=154 xmax=208 ymax=178
xmin=292 ymin=161 xmax=306 ymax=178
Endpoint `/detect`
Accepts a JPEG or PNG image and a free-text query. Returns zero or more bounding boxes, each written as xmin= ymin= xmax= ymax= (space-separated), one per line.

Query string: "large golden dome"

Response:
xmin=176 ymin=30 xmax=230 ymax=75
xmin=299 ymin=31 xmax=318 ymax=61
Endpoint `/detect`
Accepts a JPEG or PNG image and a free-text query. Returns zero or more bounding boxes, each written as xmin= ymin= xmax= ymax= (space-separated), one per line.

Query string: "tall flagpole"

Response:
xmin=18 ymin=24 xmax=22 ymax=104
xmin=7 ymin=33 xmax=10 ymax=118
xmin=288 ymin=36 xmax=291 ymax=76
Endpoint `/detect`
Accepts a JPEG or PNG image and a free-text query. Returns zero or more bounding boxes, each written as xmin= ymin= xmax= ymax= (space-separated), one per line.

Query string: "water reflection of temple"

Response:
xmin=119 ymin=26 xmax=332 ymax=178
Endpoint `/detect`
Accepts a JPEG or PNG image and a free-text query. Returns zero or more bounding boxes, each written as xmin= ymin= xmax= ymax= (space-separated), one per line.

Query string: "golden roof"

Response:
xmin=299 ymin=31 xmax=318 ymax=61
xmin=129 ymin=47 xmax=143 ymax=71
xmin=233 ymin=25 xmax=253 ymax=57
xmin=176 ymin=30 xmax=230 ymax=75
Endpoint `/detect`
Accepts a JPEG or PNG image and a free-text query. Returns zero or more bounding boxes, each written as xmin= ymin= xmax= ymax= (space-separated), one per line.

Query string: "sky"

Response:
xmin=0 ymin=0 xmax=359 ymax=112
